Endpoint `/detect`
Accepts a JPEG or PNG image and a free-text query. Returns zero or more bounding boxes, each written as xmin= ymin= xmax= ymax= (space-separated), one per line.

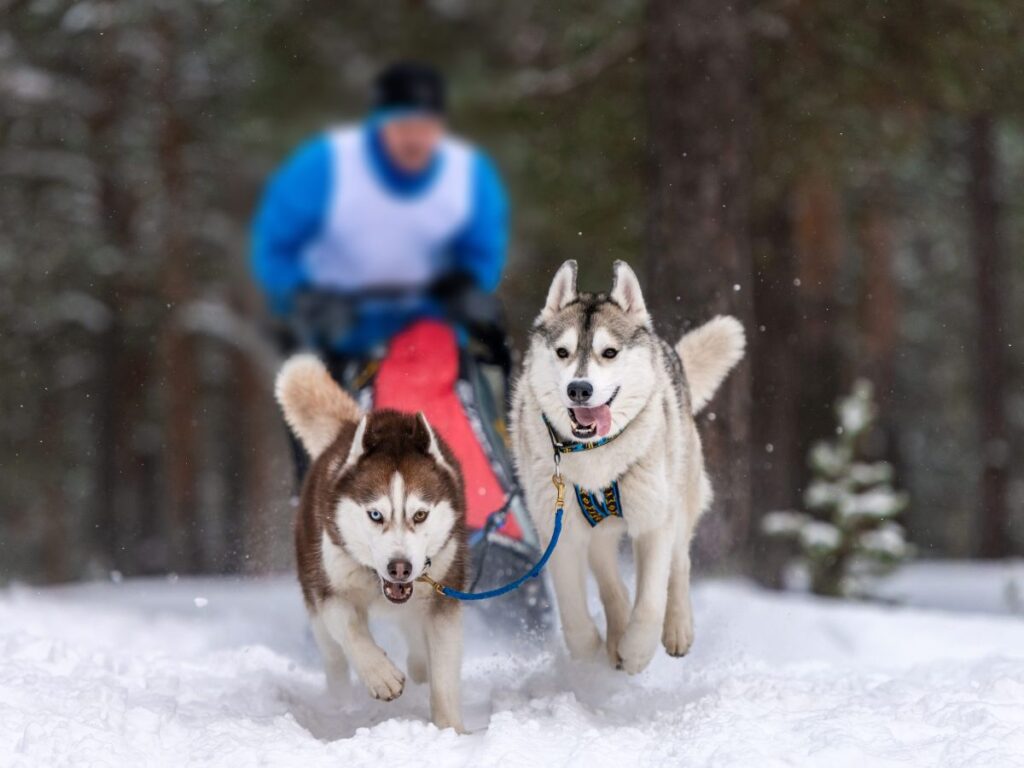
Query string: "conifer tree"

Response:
xmin=763 ymin=380 xmax=911 ymax=597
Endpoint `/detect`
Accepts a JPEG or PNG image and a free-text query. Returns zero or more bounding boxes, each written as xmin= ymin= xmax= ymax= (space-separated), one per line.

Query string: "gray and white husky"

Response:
xmin=276 ymin=355 xmax=466 ymax=731
xmin=511 ymin=260 xmax=745 ymax=674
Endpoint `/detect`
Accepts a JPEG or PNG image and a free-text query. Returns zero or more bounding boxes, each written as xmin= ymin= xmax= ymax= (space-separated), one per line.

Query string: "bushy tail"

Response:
xmin=275 ymin=354 xmax=361 ymax=459
xmin=675 ymin=316 xmax=746 ymax=414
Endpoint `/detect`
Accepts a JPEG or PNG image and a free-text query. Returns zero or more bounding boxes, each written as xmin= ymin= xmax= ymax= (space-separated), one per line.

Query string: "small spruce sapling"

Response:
xmin=763 ymin=379 xmax=911 ymax=597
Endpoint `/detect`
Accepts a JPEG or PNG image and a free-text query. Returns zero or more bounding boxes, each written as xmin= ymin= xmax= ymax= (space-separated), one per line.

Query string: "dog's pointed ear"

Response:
xmin=414 ymin=412 xmax=456 ymax=479
xmin=541 ymin=260 xmax=578 ymax=320
xmin=341 ymin=415 xmax=369 ymax=470
xmin=609 ymin=260 xmax=648 ymax=318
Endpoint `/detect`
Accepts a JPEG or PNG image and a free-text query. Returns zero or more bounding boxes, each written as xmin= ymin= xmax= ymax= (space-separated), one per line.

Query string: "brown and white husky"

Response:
xmin=276 ymin=354 xmax=467 ymax=731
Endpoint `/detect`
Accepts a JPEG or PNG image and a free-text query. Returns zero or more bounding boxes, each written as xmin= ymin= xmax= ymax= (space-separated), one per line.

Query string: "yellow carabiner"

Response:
xmin=416 ymin=573 xmax=446 ymax=596
xmin=551 ymin=472 xmax=566 ymax=510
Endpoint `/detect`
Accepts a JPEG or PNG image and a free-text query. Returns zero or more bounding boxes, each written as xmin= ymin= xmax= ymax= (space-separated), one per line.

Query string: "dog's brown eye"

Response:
xmin=556 ymin=347 xmax=570 ymax=359
xmin=367 ymin=508 xmax=384 ymax=524
xmin=412 ymin=509 xmax=429 ymax=524
xmin=602 ymin=348 xmax=619 ymax=359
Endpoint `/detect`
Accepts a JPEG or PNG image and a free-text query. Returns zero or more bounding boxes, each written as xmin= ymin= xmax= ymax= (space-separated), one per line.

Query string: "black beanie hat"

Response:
xmin=371 ymin=61 xmax=446 ymax=115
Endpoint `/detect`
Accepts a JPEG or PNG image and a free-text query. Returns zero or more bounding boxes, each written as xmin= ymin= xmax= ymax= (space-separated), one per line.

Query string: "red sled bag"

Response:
xmin=374 ymin=319 xmax=522 ymax=539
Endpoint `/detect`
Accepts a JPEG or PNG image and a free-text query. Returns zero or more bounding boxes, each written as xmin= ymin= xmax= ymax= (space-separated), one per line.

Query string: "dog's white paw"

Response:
xmin=355 ymin=653 xmax=405 ymax=701
xmin=407 ymin=651 xmax=428 ymax=685
xmin=662 ymin=610 xmax=694 ymax=657
xmin=616 ymin=619 xmax=660 ymax=674
xmin=564 ymin=624 xmax=603 ymax=661
xmin=432 ymin=712 xmax=466 ymax=734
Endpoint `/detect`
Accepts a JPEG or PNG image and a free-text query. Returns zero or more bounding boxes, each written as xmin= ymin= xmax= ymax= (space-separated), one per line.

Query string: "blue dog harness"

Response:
xmin=575 ymin=482 xmax=623 ymax=527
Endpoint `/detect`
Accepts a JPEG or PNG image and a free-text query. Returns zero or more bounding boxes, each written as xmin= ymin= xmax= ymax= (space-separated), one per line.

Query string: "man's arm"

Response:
xmin=251 ymin=136 xmax=331 ymax=313
xmin=451 ymin=151 xmax=509 ymax=292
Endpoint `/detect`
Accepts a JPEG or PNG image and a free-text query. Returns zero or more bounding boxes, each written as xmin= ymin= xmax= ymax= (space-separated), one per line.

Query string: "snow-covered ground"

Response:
xmin=2 ymin=565 xmax=1024 ymax=767
xmin=873 ymin=558 xmax=1024 ymax=616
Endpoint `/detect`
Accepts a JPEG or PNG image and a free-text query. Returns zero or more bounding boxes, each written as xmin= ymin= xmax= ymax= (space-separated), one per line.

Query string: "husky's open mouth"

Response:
xmin=568 ymin=388 xmax=619 ymax=440
xmin=380 ymin=578 xmax=414 ymax=604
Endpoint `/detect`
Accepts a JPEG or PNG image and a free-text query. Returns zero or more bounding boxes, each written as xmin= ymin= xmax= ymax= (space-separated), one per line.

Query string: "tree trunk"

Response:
xmin=88 ymin=56 xmax=150 ymax=576
xmin=95 ymin=319 xmax=139 ymax=571
xmin=646 ymin=0 xmax=754 ymax=567
xmin=40 ymin=385 xmax=69 ymax=583
xmin=857 ymin=192 xmax=899 ymax=404
xmin=792 ymin=172 xmax=844 ymax=486
xmin=157 ymin=17 xmax=204 ymax=573
xmin=966 ymin=113 xmax=1011 ymax=558
xmin=237 ymin=349 xmax=274 ymax=573
xmin=855 ymin=183 xmax=904 ymax=534
xmin=750 ymin=201 xmax=801 ymax=585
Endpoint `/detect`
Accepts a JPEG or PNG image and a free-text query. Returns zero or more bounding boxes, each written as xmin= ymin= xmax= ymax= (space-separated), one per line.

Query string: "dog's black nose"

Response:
xmin=387 ymin=558 xmax=413 ymax=582
xmin=567 ymin=380 xmax=593 ymax=404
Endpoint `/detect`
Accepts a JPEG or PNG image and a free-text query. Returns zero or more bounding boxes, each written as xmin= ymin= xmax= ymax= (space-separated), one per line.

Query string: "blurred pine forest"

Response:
xmin=2 ymin=0 xmax=1022 ymax=583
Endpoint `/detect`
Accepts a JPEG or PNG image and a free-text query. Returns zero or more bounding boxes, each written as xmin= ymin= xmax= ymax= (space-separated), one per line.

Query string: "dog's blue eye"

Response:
xmin=602 ymin=348 xmax=618 ymax=359
xmin=556 ymin=347 xmax=570 ymax=359
xmin=367 ymin=509 xmax=383 ymax=523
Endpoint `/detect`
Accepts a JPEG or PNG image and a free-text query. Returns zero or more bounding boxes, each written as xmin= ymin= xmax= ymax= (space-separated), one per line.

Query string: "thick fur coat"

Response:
xmin=276 ymin=354 xmax=467 ymax=731
xmin=510 ymin=260 xmax=745 ymax=673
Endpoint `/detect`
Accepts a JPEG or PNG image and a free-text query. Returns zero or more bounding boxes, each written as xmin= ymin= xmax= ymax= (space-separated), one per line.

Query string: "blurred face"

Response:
xmin=378 ymin=115 xmax=445 ymax=173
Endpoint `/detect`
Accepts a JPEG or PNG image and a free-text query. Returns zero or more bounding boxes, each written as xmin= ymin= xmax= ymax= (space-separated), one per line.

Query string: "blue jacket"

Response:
xmin=251 ymin=122 xmax=508 ymax=353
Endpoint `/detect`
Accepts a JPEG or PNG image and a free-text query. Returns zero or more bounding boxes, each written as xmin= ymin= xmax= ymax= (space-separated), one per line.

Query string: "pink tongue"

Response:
xmin=572 ymin=405 xmax=612 ymax=437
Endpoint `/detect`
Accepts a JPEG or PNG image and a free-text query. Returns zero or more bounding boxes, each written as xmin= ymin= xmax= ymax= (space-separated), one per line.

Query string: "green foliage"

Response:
xmin=0 ymin=0 xmax=648 ymax=580
xmin=763 ymin=380 xmax=912 ymax=597
xmin=2 ymin=0 xmax=1023 ymax=581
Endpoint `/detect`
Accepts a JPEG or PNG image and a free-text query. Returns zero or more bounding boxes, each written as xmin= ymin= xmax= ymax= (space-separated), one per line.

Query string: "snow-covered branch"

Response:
xmin=174 ymin=299 xmax=281 ymax=382
xmin=506 ymin=28 xmax=641 ymax=100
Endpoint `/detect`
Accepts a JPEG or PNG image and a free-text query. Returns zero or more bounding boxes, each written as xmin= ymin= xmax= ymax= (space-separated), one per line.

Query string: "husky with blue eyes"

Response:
xmin=511 ymin=260 xmax=745 ymax=674
xmin=276 ymin=355 xmax=466 ymax=731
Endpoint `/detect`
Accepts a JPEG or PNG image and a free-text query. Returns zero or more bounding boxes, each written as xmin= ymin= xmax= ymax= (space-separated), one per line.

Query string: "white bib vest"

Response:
xmin=302 ymin=126 xmax=474 ymax=291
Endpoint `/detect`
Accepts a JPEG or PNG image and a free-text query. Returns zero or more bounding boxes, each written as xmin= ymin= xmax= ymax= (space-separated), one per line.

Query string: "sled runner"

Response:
xmin=285 ymin=288 xmax=552 ymax=629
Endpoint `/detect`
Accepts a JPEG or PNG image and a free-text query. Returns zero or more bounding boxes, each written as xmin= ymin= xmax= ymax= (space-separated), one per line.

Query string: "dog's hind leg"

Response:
xmin=616 ymin=528 xmax=673 ymax=674
xmin=588 ymin=525 xmax=631 ymax=666
xmin=311 ymin=612 xmax=350 ymax=694
xmin=663 ymin=461 xmax=706 ymax=657
xmin=662 ymin=528 xmax=695 ymax=657
xmin=425 ymin=606 xmax=465 ymax=732
xmin=551 ymin=540 xmax=603 ymax=660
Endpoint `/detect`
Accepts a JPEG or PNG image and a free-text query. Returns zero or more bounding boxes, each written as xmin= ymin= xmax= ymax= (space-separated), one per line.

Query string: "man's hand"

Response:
xmin=291 ymin=290 xmax=356 ymax=350
xmin=431 ymin=272 xmax=509 ymax=373
xmin=431 ymin=272 xmax=504 ymax=333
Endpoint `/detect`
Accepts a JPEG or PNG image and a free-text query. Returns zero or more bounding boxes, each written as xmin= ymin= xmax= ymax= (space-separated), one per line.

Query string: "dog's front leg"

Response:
xmin=616 ymin=528 xmax=673 ymax=674
xmin=320 ymin=599 xmax=405 ymax=701
xmin=588 ymin=525 xmax=631 ymax=665
xmin=310 ymin=613 xmax=350 ymax=693
xmin=550 ymin=539 xmax=602 ymax=660
xmin=424 ymin=605 xmax=464 ymax=732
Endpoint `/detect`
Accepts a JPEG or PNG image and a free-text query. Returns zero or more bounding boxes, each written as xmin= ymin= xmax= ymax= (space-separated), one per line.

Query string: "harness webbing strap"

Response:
xmin=575 ymin=481 xmax=623 ymax=527
xmin=542 ymin=414 xmax=624 ymax=454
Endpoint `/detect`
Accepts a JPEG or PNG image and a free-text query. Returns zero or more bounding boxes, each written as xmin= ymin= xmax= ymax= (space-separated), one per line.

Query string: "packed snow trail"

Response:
xmin=2 ymin=573 xmax=1024 ymax=767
